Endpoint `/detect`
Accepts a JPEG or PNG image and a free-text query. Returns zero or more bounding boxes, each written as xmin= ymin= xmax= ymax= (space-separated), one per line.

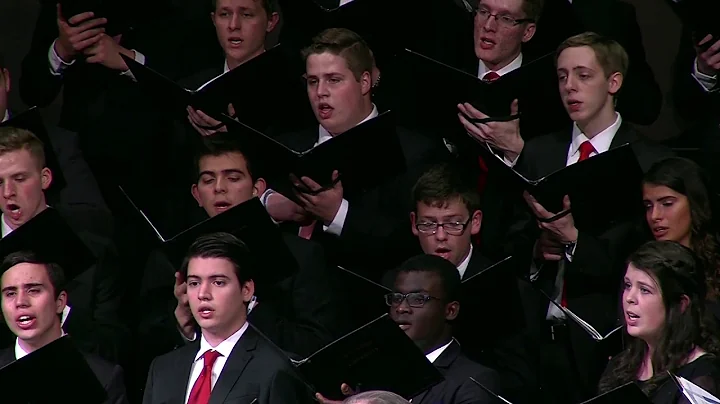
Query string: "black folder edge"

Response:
xmin=337 ymin=265 xmax=392 ymax=292
xmin=668 ymin=370 xmax=720 ymax=403
xmin=469 ymin=376 xmax=513 ymax=403
xmin=516 ymin=275 xmax=623 ymax=342
xmin=461 ymin=256 xmax=514 ymax=284
xmin=577 ymin=381 xmax=650 ymax=403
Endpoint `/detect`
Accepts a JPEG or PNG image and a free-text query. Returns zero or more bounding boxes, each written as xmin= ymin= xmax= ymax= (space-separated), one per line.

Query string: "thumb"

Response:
xmin=563 ymin=195 xmax=571 ymax=210
xmin=331 ymin=170 xmax=340 ymax=182
xmin=112 ymin=34 xmax=123 ymax=44
xmin=228 ymin=103 xmax=236 ymax=117
xmin=174 ymin=272 xmax=184 ymax=286
xmin=510 ymin=98 xmax=519 ymax=116
xmin=56 ymin=4 xmax=66 ymax=22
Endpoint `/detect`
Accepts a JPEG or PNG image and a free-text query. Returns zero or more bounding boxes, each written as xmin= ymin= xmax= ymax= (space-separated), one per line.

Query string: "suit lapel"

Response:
xmin=0 ymin=347 xmax=15 ymax=367
xmin=538 ymin=131 xmax=572 ymax=177
xmin=209 ymin=328 xmax=258 ymax=404
xmin=462 ymin=250 xmax=492 ymax=280
xmin=170 ymin=343 xmax=199 ymax=404
xmin=411 ymin=341 xmax=460 ymax=404
xmin=609 ymin=122 xmax=637 ymax=149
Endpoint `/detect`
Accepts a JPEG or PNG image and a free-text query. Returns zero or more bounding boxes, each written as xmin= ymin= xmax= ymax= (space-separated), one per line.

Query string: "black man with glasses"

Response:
xmin=408 ymin=163 xmax=536 ymax=403
xmin=386 ymin=254 xmax=499 ymax=404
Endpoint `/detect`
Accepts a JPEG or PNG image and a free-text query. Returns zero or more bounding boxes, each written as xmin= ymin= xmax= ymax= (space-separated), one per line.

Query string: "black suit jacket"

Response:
xmin=275 ymin=124 xmax=450 ymax=274
xmin=137 ymin=232 xmax=339 ymax=360
xmin=505 ymin=122 xmax=673 ymax=396
xmin=671 ymin=28 xmax=720 ymax=123
xmin=142 ymin=326 xmax=311 ymax=404
xmin=411 ymin=340 xmax=499 ymax=404
xmin=0 ymin=346 xmax=129 ymax=404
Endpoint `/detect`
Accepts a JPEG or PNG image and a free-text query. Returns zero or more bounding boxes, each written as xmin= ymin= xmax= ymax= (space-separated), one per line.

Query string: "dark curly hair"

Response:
xmin=642 ymin=157 xmax=720 ymax=299
xmin=598 ymin=241 xmax=720 ymax=395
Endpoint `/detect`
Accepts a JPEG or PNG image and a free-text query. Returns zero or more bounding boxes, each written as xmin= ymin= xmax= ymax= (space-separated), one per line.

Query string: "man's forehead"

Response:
xmin=558 ymin=46 xmax=599 ymax=68
xmin=417 ymin=200 xmax=469 ymax=216
xmin=216 ymin=0 xmax=263 ymax=9
xmin=200 ymin=153 xmax=248 ymax=170
xmin=2 ymin=263 xmax=48 ymax=284
xmin=478 ymin=0 xmax=524 ymax=12
xmin=306 ymin=53 xmax=351 ymax=73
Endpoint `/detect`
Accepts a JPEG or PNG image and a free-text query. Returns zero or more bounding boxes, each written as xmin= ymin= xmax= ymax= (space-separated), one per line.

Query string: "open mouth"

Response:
xmin=652 ymin=226 xmax=669 ymax=236
xmin=435 ymin=247 xmax=451 ymax=259
xmin=479 ymin=37 xmax=496 ymax=49
xmin=228 ymin=37 xmax=243 ymax=46
xmin=567 ymin=100 xmax=582 ymax=111
xmin=6 ymin=203 xmax=22 ymax=220
xmin=214 ymin=201 xmax=232 ymax=211
xmin=396 ymin=321 xmax=411 ymax=331
xmin=16 ymin=315 xmax=36 ymax=329
xmin=317 ymin=103 xmax=334 ymax=119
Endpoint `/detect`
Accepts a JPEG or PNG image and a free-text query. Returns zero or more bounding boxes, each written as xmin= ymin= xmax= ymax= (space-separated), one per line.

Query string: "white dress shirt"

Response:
xmin=184 ymin=322 xmax=249 ymax=404
xmin=425 ymin=340 xmax=453 ymax=364
xmin=15 ymin=331 xmax=66 ymax=360
xmin=317 ymin=104 xmax=379 ymax=236
xmin=339 ymin=0 xmax=355 ymax=6
xmin=477 ymin=53 xmax=523 ymax=80
xmin=2 ymin=110 xmax=8 ymax=123
xmin=533 ymin=113 xmax=622 ymax=321
xmin=692 ymin=57 xmax=718 ymax=93
xmin=2 ymin=212 xmax=72 ymax=325
xmin=456 ymin=245 xmax=473 ymax=280
xmin=48 ymin=39 xmax=146 ymax=79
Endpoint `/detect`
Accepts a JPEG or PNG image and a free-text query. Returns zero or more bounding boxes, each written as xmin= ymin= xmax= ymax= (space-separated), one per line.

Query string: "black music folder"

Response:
xmin=289 ymin=314 xmax=444 ymax=400
xmin=335 ymin=265 xmax=391 ymax=326
xmin=59 ymin=0 xmax=128 ymax=35
xmin=121 ymin=192 xmax=297 ymax=296
xmin=0 ymin=208 xmax=96 ymax=280
xmin=121 ymin=44 xmax=309 ymax=129
xmin=391 ymin=48 xmax=563 ymax=138
xmin=472 ymin=379 xmax=650 ymax=403
xmin=669 ymin=371 xmax=720 ymax=404
xmin=0 ymin=107 xmax=67 ymax=192
xmin=485 ymin=143 xmax=644 ymax=232
xmin=220 ymin=110 xmax=406 ymax=201
xmin=0 ymin=335 xmax=108 ymax=404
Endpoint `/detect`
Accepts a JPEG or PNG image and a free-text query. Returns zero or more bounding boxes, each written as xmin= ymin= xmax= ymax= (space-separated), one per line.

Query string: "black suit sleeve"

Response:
xmin=613 ymin=4 xmax=662 ymax=126
xmin=266 ymin=369 xmax=312 ymax=404
xmin=141 ymin=358 xmax=157 ymax=404
xmin=104 ymin=365 xmax=130 ymax=404
xmin=456 ymin=368 xmax=501 ymax=404
xmin=248 ymin=240 xmax=336 ymax=357
xmin=19 ymin=1 xmax=66 ymax=108
xmin=671 ymin=28 xmax=720 ymax=122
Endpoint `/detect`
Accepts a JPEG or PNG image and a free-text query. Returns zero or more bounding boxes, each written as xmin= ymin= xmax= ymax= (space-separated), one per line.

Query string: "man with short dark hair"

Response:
xmin=142 ymin=232 xmax=311 ymax=404
xmin=0 ymin=250 xmax=128 ymax=404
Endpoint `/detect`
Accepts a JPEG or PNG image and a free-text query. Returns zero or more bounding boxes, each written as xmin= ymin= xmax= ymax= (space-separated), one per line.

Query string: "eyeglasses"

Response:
xmin=384 ymin=292 xmax=441 ymax=308
xmin=415 ymin=217 xmax=472 ymax=236
xmin=475 ymin=7 xmax=534 ymax=28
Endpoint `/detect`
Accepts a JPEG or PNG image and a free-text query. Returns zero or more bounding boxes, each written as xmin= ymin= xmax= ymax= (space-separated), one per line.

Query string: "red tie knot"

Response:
xmin=578 ymin=141 xmax=596 ymax=162
xmin=202 ymin=350 xmax=222 ymax=369
xmin=482 ymin=71 xmax=501 ymax=82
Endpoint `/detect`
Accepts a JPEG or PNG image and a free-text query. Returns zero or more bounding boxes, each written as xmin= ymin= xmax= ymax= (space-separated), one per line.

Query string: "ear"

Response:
xmin=191 ymin=184 xmax=202 ymax=207
xmin=360 ymin=71 xmax=372 ymax=96
xmin=608 ymin=71 xmax=623 ymax=96
xmin=469 ymin=209 xmax=483 ymax=236
xmin=210 ymin=12 xmax=216 ymax=27
xmin=410 ymin=211 xmax=419 ymax=236
xmin=679 ymin=294 xmax=691 ymax=314
xmin=252 ymin=178 xmax=267 ymax=197
xmin=445 ymin=300 xmax=460 ymax=321
xmin=266 ymin=12 xmax=280 ymax=32
xmin=242 ymin=279 xmax=255 ymax=304
xmin=55 ymin=290 xmax=68 ymax=315
xmin=40 ymin=167 xmax=52 ymax=191
xmin=521 ymin=23 xmax=537 ymax=43
xmin=2 ymin=68 xmax=11 ymax=93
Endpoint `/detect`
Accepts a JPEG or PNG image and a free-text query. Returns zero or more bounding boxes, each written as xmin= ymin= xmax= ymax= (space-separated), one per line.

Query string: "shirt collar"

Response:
xmin=569 ymin=113 xmax=622 ymax=158
xmin=317 ymin=104 xmax=379 ymax=146
xmin=425 ymin=339 xmax=453 ymax=364
xmin=478 ymin=53 xmax=523 ymax=79
xmin=195 ymin=321 xmax=249 ymax=362
xmin=456 ymin=245 xmax=473 ymax=279
xmin=1 ymin=110 xmax=8 ymax=123
xmin=1 ymin=205 xmax=51 ymax=238
xmin=15 ymin=331 xmax=66 ymax=360
xmin=223 ymin=60 xmax=230 ymax=74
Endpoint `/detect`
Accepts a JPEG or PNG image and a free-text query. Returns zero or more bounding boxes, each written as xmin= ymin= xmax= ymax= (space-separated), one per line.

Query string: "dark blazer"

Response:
xmin=275 ymin=124 xmax=450 ymax=275
xmin=504 ymin=122 xmax=673 ymax=398
xmin=142 ymin=325 xmax=311 ymax=404
xmin=137 ymin=231 xmax=340 ymax=360
xmin=671 ymin=28 xmax=720 ymax=123
xmin=0 ymin=346 xmax=129 ymax=404
xmin=411 ymin=340 xmax=500 ymax=404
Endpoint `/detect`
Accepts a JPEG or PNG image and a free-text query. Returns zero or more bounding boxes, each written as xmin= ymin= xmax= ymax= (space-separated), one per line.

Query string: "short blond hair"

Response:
xmin=556 ymin=32 xmax=629 ymax=78
xmin=301 ymin=28 xmax=375 ymax=82
xmin=0 ymin=127 xmax=46 ymax=169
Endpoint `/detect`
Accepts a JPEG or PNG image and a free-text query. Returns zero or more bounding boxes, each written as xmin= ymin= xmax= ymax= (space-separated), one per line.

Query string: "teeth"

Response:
xmin=19 ymin=316 xmax=30 ymax=321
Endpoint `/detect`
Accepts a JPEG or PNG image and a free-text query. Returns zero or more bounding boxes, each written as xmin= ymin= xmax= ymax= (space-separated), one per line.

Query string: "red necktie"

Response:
xmin=473 ymin=72 xmax=502 ymax=247
xmin=560 ymin=141 xmax=596 ymax=308
xmin=298 ymin=220 xmax=317 ymax=240
xmin=188 ymin=350 xmax=222 ymax=404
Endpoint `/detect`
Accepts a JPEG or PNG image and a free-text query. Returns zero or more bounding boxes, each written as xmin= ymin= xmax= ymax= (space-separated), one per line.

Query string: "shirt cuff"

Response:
xmin=564 ymin=241 xmax=578 ymax=263
xmin=259 ymin=190 xmax=282 ymax=225
xmin=323 ymin=199 xmax=349 ymax=236
xmin=178 ymin=323 xmax=197 ymax=342
xmin=503 ymin=152 xmax=520 ymax=167
xmin=60 ymin=305 xmax=71 ymax=326
xmin=529 ymin=259 xmax=542 ymax=282
xmin=48 ymin=40 xmax=75 ymax=76
xmin=120 ymin=49 xmax=145 ymax=80
xmin=692 ymin=57 xmax=718 ymax=93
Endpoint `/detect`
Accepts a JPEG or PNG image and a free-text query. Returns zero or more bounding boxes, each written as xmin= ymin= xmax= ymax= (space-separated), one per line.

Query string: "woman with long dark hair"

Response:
xmin=598 ymin=241 xmax=720 ymax=402
xmin=642 ymin=157 xmax=720 ymax=302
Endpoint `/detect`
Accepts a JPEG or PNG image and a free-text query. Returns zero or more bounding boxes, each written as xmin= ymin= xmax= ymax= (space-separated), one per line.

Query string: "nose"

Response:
xmin=228 ymin=13 xmax=241 ymax=30
xmin=213 ymin=177 xmax=227 ymax=194
xmin=434 ymin=226 xmax=449 ymax=241
xmin=481 ymin=14 xmax=498 ymax=31
xmin=316 ymin=80 xmax=330 ymax=98
xmin=197 ymin=282 xmax=212 ymax=301
xmin=624 ymin=288 xmax=637 ymax=306
xmin=562 ymin=76 xmax=577 ymax=93
xmin=15 ymin=291 xmax=30 ymax=307
xmin=2 ymin=182 xmax=15 ymax=199
xmin=395 ymin=297 xmax=412 ymax=314
xmin=649 ymin=205 xmax=662 ymax=222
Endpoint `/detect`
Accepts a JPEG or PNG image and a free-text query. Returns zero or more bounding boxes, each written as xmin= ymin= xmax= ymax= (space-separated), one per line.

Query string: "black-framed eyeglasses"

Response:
xmin=475 ymin=7 xmax=534 ymax=27
xmin=384 ymin=292 xmax=441 ymax=308
xmin=415 ymin=217 xmax=472 ymax=236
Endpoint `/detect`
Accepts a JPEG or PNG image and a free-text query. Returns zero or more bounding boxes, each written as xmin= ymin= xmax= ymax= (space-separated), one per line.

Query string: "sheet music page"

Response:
xmin=677 ymin=375 xmax=720 ymax=404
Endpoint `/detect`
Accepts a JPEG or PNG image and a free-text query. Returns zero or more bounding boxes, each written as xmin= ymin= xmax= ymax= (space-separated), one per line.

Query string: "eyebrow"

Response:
xmin=187 ymin=274 xmax=231 ymax=280
xmin=199 ymin=169 xmax=245 ymax=177
xmin=1 ymin=283 xmax=44 ymax=293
